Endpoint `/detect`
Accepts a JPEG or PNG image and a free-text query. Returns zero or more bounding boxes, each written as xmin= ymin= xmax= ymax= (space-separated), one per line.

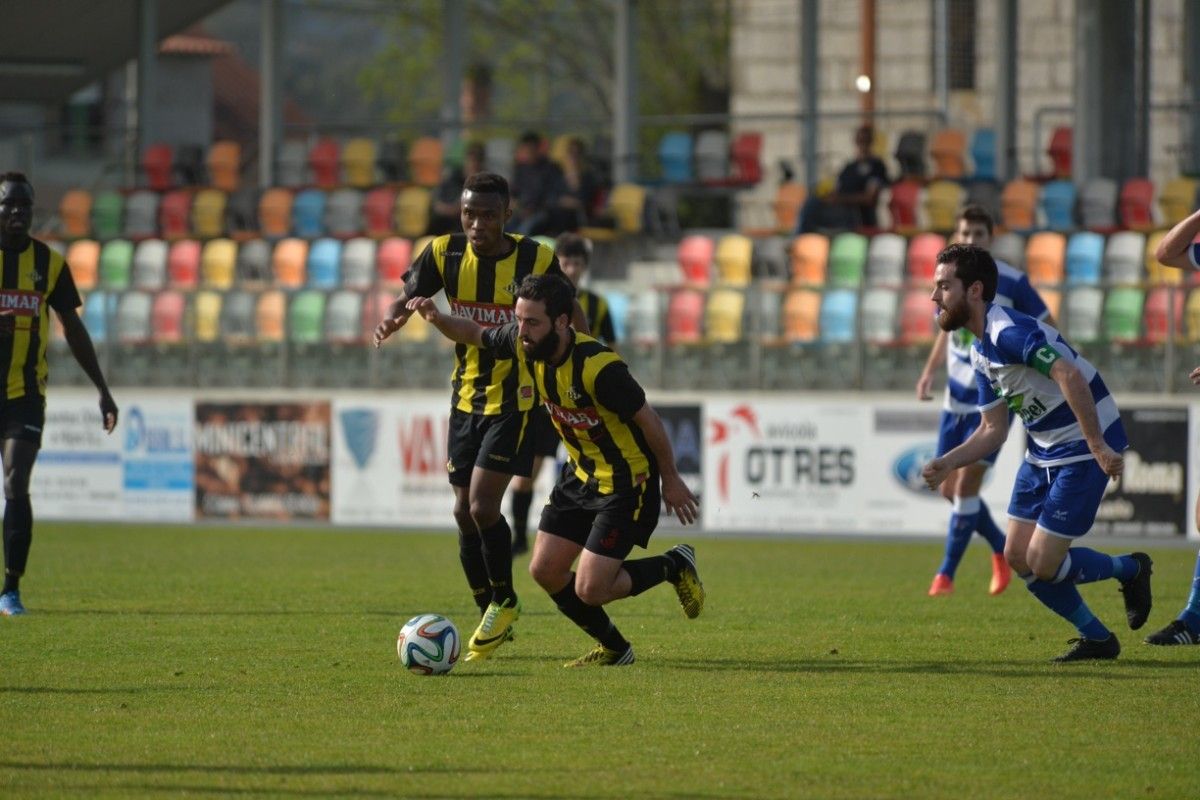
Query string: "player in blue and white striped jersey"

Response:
xmin=921 ymin=244 xmax=1153 ymax=662
xmin=916 ymin=206 xmax=1052 ymax=598
xmin=1143 ymin=208 xmax=1200 ymax=645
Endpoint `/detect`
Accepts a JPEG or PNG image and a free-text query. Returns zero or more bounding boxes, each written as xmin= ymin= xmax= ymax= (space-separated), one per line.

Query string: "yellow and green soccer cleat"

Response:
xmin=563 ymin=643 xmax=635 ymax=667
xmin=667 ymin=544 xmax=705 ymax=619
xmin=464 ymin=597 xmax=520 ymax=662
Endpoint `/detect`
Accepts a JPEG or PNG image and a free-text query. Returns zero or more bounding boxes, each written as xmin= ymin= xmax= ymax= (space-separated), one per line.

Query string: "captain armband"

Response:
xmin=1028 ymin=344 xmax=1062 ymax=377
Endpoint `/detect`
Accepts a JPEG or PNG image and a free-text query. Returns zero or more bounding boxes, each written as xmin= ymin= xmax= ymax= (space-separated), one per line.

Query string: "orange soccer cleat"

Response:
xmin=989 ymin=553 xmax=1012 ymax=596
xmin=928 ymin=573 xmax=954 ymax=596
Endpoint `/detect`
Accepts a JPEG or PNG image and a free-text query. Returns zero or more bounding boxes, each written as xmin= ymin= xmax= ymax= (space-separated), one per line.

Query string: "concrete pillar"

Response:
xmin=1074 ymin=0 xmax=1139 ymax=182
xmin=259 ymin=0 xmax=283 ymax=188
xmin=613 ymin=0 xmax=638 ymax=183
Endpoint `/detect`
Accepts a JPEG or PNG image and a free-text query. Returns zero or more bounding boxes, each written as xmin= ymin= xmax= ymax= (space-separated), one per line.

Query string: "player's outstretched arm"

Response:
xmin=923 ymin=402 xmax=1008 ymax=489
xmin=631 ymin=403 xmax=699 ymax=525
xmin=373 ymin=288 xmax=414 ymax=347
xmin=1155 ymin=207 xmax=1200 ymax=271
xmin=405 ymin=297 xmax=485 ymax=347
xmin=58 ymin=308 xmax=118 ymax=433
xmin=916 ymin=329 xmax=948 ymax=400
xmin=1049 ymin=358 xmax=1124 ymax=478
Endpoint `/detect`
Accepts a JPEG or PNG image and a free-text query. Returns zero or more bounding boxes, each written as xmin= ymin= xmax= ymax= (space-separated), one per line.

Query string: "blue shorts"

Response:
xmin=937 ymin=411 xmax=1001 ymax=466
xmin=1007 ymin=459 xmax=1111 ymax=537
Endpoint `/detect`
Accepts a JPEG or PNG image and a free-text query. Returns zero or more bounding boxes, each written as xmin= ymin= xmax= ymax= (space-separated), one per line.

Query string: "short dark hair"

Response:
xmin=554 ymin=232 xmax=591 ymax=263
xmin=0 ymin=172 xmax=29 ymax=185
xmin=518 ymin=131 xmax=542 ymax=148
xmin=516 ymin=273 xmax=575 ymax=322
xmin=958 ymin=204 xmax=994 ymax=236
xmin=462 ymin=172 xmax=509 ymax=206
xmin=937 ymin=243 xmax=997 ymax=302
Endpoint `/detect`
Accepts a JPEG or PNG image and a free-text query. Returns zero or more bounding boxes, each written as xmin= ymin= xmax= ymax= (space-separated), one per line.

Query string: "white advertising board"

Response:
xmin=35 ymin=396 xmax=124 ymax=520
xmin=121 ymin=399 xmax=194 ymax=522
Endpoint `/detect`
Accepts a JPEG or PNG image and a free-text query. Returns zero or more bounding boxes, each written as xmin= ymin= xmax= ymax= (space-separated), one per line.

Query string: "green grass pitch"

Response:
xmin=1 ymin=523 xmax=1198 ymax=799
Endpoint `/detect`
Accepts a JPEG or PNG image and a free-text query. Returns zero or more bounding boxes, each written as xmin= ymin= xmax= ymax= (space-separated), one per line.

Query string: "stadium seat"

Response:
xmin=173 ymin=145 xmax=206 ymax=186
xmin=752 ymin=235 xmax=790 ymax=280
xmin=1186 ymin=289 xmax=1200 ymax=341
xmin=363 ymin=187 xmax=398 ymax=238
xmin=276 ymin=140 xmax=309 ymax=187
xmin=694 ymin=130 xmax=730 ymax=183
xmin=408 ymin=137 xmax=444 ymax=187
xmin=965 ymin=180 xmax=1002 ymax=223
xmin=206 ymin=141 xmax=241 ymax=193
xmin=1159 ymin=178 xmax=1198 ymax=227
xmin=624 ymin=290 xmax=662 ymax=345
xmin=828 ymin=232 xmax=867 ymax=287
xmin=728 ymin=132 xmax=763 ymax=185
xmin=1104 ymin=231 xmax=1146 ymax=285
xmin=666 ymin=288 xmax=704 ymax=344
xmin=325 ymin=189 xmax=364 ymax=239
xmin=376 ymin=237 xmax=413 ymax=288
xmin=191 ymin=189 xmax=227 ymax=239
xmin=167 ymin=239 xmax=201 ymax=289
xmin=256 ymin=290 xmax=287 ymax=343
xmin=1039 ymin=180 xmax=1077 ymax=232
xmin=325 ymin=289 xmax=364 ymax=343
xmin=930 ymin=128 xmax=966 ymax=180
xmin=992 ymin=232 xmax=1025 ymax=269
xmin=485 ymin=136 xmax=516 ymax=180
xmin=1118 ymin=178 xmax=1156 ymax=232
xmin=1104 ymin=287 xmax=1145 ymax=343
xmin=677 ymin=235 xmax=714 ymax=286
xmin=894 ymin=131 xmax=927 ymax=179
xmin=66 ymin=240 xmax=100 ymax=290
xmin=114 ymin=290 xmax=152 ymax=343
xmin=158 ymin=190 xmax=193 ymax=240
xmin=201 ymin=238 xmax=237 ymax=289
xmin=782 ymin=288 xmax=821 ymax=343
xmin=340 ymin=237 xmax=376 ymax=289
xmin=604 ymin=290 xmax=630 ymax=342
xmin=1024 ymin=232 xmax=1066 ymax=287
xmin=906 ymin=233 xmax=946 ymax=287
xmin=704 ymin=288 xmax=745 ymax=343
xmin=99 ymin=239 xmax=133 ymax=289
xmin=658 ymin=132 xmax=693 ymax=183
xmin=969 ymin=128 xmax=996 ymax=181
xmin=227 ymin=188 xmax=260 ymax=240
xmin=91 ymin=191 xmax=123 ymax=241
xmin=151 ymin=289 xmax=186 ymax=344
xmin=819 ymin=289 xmax=858 ymax=343
xmin=1143 ymin=286 xmax=1184 ymax=344
xmin=1046 ymin=126 xmax=1072 ymax=179
xmin=1000 ymin=179 xmax=1038 ymax=232
xmin=307 ymin=238 xmax=342 ymax=288
xmin=715 ymin=234 xmax=753 ymax=287
xmin=131 ymin=239 xmax=168 ymax=290
xmin=289 ymin=290 xmax=327 ymax=344
xmin=1064 ymin=232 xmax=1104 ymax=286
xmin=82 ymin=291 xmax=113 ymax=342
xmin=898 ymin=289 xmax=936 ymax=345
xmin=1064 ymin=286 xmax=1104 ymax=344
xmin=59 ymin=189 xmax=93 ymax=238
xmin=608 ymin=183 xmax=647 ymax=234
xmin=1079 ymin=178 xmax=1119 ymax=232
xmin=292 ymin=189 xmax=327 ymax=238
xmin=1039 ymin=287 xmax=1062 ymax=322
xmin=883 ymin=180 xmax=919 ymax=236
xmin=772 ymin=182 xmax=806 ymax=234
xmin=235 ymin=238 xmax=272 ymax=286
xmin=273 ymin=238 xmax=309 ymax=288
xmin=865 ymin=232 xmax=906 ymax=286
xmin=308 ymin=137 xmax=341 ymax=189
xmin=219 ymin=289 xmax=257 ymax=345
xmin=1144 ymin=231 xmax=1183 ymax=287
xmin=394 ymin=187 xmax=431 ymax=239
xmin=142 ymin=143 xmax=174 ymax=191
xmin=192 ymin=290 xmax=222 ymax=343
xmin=924 ymin=180 xmax=965 ymax=232
xmin=257 ymin=188 xmax=294 ymax=239
xmin=375 ymin=138 xmax=407 ymax=182
xmin=789 ymin=233 xmax=829 ymax=286
xmin=122 ymin=190 xmax=159 ymax=241
xmin=861 ymin=287 xmax=899 ymax=344
xmin=341 ymin=138 xmax=377 ymax=188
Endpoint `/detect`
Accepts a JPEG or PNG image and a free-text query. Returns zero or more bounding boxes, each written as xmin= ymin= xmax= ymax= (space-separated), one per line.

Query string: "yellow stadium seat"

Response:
xmin=191 ymin=189 xmax=227 ymax=239
xmin=193 ymin=291 xmax=222 ymax=342
xmin=201 ymin=238 xmax=238 ymax=289
xmin=1145 ymin=231 xmax=1183 ymax=286
xmin=924 ymin=180 xmax=965 ymax=233
xmin=1159 ymin=178 xmax=1198 ymax=227
xmin=394 ymin=186 xmax=431 ymax=239
xmin=342 ymin=138 xmax=378 ymax=189
xmin=704 ymin=288 xmax=746 ymax=343
xmin=715 ymin=234 xmax=753 ymax=287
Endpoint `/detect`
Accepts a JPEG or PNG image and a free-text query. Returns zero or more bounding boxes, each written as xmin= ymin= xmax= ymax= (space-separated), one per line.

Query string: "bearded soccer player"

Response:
xmin=408 ymin=274 xmax=703 ymax=667
xmin=0 ymin=173 xmax=118 ymax=616
xmin=921 ymin=244 xmax=1151 ymax=662
xmin=373 ymin=172 xmax=586 ymax=661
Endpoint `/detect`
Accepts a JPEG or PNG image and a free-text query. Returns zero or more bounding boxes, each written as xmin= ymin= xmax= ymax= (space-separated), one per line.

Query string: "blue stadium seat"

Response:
xmin=1065 ymin=232 xmax=1104 ymax=286
xmin=82 ymin=291 xmax=114 ymax=342
xmin=818 ymin=289 xmax=858 ymax=343
xmin=1039 ymin=180 xmax=1077 ymax=232
xmin=307 ymin=237 xmax=342 ymax=288
xmin=292 ymin=189 xmax=327 ymax=238
xmin=969 ymin=128 xmax=996 ymax=181
xmin=658 ymin=132 xmax=693 ymax=183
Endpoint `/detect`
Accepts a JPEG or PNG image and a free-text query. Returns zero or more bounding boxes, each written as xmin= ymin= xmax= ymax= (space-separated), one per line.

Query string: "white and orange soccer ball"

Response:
xmin=396 ymin=614 xmax=460 ymax=675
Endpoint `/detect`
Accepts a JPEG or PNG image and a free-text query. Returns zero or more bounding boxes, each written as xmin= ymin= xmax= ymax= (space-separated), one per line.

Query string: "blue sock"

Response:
xmin=974 ymin=500 xmax=1006 ymax=553
xmin=1180 ymin=549 xmax=1200 ymax=633
xmin=1056 ymin=548 xmax=1138 ymax=585
xmin=1022 ymin=571 xmax=1111 ymax=640
xmin=937 ymin=496 xmax=979 ymax=578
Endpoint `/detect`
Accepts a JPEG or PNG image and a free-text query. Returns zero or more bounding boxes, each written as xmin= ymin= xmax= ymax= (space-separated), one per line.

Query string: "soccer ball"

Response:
xmin=396 ymin=614 xmax=460 ymax=675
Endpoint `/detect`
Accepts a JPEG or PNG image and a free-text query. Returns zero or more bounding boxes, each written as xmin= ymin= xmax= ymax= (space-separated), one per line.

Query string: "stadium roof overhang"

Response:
xmin=0 ymin=0 xmax=233 ymax=103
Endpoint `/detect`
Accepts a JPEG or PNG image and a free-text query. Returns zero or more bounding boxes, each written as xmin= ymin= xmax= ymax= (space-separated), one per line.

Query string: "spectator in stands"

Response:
xmin=559 ymin=137 xmax=600 ymax=228
xmin=794 ymin=125 xmax=889 ymax=234
xmin=0 ymin=173 xmax=118 ymax=617
xmin=430 ymin=141 xmax=486 ymax=235
xmin=510 ymin=131 xmax=567 ymax=236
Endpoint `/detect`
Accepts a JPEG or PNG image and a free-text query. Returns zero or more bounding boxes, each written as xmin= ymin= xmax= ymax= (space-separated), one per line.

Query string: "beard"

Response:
xmin=522 ymin=328 xmax=561 ymax=361
xmin=936 ymin=298 xmax=970 ymax=332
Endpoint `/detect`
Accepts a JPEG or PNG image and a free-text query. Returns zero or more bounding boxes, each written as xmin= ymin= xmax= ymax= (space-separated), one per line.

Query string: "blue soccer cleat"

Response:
xmin=0 ymin=590 xmax=25 ymax=616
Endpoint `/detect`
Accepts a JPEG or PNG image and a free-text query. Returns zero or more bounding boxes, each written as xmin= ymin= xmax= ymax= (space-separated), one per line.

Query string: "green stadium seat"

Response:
xmin=99 ymin=239 xmax=134 ymax=289
xmin=828 ymin=232 xmax=867 ymax=288
xmin=91 ymin=191 xmax=123 ymax=240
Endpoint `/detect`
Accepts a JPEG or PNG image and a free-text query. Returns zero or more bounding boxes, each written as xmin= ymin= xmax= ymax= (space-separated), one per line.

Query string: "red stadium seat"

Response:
xmin=677 ymin=235 xmax=714 ymax=286
xmin=151 ymin=290 xmax=187 ymax=343
xmin=887 ymin=179 xmax=921 ymax=234
xmin=308 ymin=137 xmax=341 ymax=189
xmin=158 ymin=190 xmax=193 ymax=240
xmin=729 ymin=132 xmax=763 ymax=185
xmin=376 ymin=237 xmax=413 ymax=288
xmin=898 ymin=289 xmax=937 ymax=345
xmin=363 ymin=187 xmax=398 ymax=238
xmin=666 ymin=288 xmax=704 ymax=344
xmin=1118 ymin=178 xmax=1156 ymax=232
xmin=167 ymin=240 xmax=201 ymax=289
xmin=1143 ymin=287 xmax=1184 ymax=344
xmin=1046 ymin=126 xmax=1072 ymax=179
xmin=906 ymin=233 xmax=946 ymax=287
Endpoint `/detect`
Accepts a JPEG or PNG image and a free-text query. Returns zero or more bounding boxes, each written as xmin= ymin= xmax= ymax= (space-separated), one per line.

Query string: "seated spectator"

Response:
xmin=429 ymin=141 xmax=486 ymax=235
xmin=510 ymin=131 xmax=567 ymax=235
xmin=795 ymin=125 xmax=889 ymax=234
xmin=559 ymin=137 xmax=600 ymax=228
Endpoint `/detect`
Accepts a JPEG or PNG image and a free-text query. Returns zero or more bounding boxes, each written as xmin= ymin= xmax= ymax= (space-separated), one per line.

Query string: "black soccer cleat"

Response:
xmin=1143 ymin=619 xmax=1200 ymax=646
xmin=1118 ymin=552 xmax=1153 ymax=630
xmin=1053 ymin=634 xmax=1121 ymax=663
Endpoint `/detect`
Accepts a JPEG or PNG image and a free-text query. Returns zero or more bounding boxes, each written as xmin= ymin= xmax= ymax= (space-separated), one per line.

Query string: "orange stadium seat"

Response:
xmin=363 ymin=187 xmax=398 ymax=238
xmin=256 ymin=290 xmax=288 ymax=343
xmin=1119 ymin=178 xmax=1156 ymax=232
xmin=272 ymin=238 xmax=308 ymax=288
xmin=772 ymin=182 xmax=805 ymax=234
xmin=930 ymin=128 xmax=966 ymax=180
xmin=206 ymin=141 xmax=241 ymax=193
xmin=677 ymin=235 xmax=714 ymax=286
xmin=376 ymin=237 xmax=413 ymax=288
xmin=258 ymin=188 xmax=294 ymax=239
xmin=167 ymin=240 xmax=201 ymax=289
xmin=1000 ymin=178 xmax=1039 ymax=232
xmin=59 ymin=190 xmax=92 ymax=239
xmin=1024 ymin=232 xmax=1067 ymax=287
xmin=408 ymin=137 xmax=444 ymax=188
xmin=789 ymin=234 xmax=829 ymax=286
xmin=782 ymin=288 xmax=821 ymax=343
xmin=66 ymin=240 xmax=100 ymax=290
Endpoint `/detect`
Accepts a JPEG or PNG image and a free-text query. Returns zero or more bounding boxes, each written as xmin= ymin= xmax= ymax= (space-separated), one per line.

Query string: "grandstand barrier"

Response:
xmin=37 ymin=390 xmax=1193 ymax=539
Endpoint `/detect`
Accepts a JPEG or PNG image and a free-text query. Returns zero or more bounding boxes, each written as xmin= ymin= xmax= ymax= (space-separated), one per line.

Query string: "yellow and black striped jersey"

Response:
xmin=0 ymin=238 xmax=81 ymax=400
xmin=405 ymin=233 xmax=562 ymax=415
xmin=482 ymin=325 xmax=651 ymax=495
xmin=576 ymin=288 xmax=615 ymax=345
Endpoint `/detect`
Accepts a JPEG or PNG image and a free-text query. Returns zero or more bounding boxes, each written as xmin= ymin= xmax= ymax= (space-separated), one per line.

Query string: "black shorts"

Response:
xmin=446 ymin=407 xmax=534 ymax=487
xmin=0 ymin=396 xmax=45 ymax=447
xmin=538 ymin=461 xmax=661 ymax=560
xmin=526 ymin=405 xmax=560 ymax=458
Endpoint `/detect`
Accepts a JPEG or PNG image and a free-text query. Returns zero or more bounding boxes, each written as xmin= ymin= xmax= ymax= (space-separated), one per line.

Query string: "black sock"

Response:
xmin=479 ymin=517 xmax=517 ymax=605
xmin=2 ymin=495 xmax=32 ymax=595
xmin=511 ymin=489 xmax=533 ymax=546
xmin=549 ymin=574 xmax=629 ymax=652
xmin=624 ymin=555 xmax=675 ymax=597
xmin=458 ymin=529 xmax=491 ymax=615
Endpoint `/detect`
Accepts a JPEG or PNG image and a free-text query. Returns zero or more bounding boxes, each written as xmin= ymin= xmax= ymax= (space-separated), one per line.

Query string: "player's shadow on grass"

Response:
xmin=0 ymin=686 xmax=194 ymax=695
xmin=659 ymin=656 xmax=1192 ymax=678
xmin=33 ymin=608 xmax=398 ymax=618
xmin=0 ymin=761 xmax=529 ymax=777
